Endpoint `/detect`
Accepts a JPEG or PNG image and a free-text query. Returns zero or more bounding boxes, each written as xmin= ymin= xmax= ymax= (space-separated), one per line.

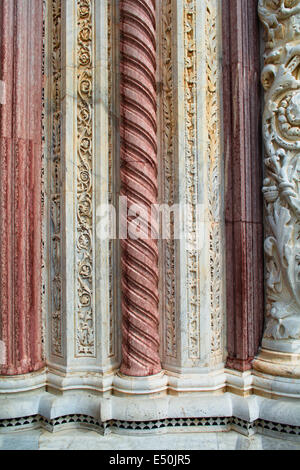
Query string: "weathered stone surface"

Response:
xmin=4 ymin=429 xmax=300 ymax=451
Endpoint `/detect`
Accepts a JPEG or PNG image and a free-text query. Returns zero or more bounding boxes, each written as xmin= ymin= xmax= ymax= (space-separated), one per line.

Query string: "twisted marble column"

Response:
xmin=119 ymin=0 xmax=161 ymax=376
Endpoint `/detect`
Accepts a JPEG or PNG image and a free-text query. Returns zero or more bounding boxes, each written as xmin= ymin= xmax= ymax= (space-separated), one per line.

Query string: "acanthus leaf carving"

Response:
xmin=259 ymin=0 xmax=300 ymax=341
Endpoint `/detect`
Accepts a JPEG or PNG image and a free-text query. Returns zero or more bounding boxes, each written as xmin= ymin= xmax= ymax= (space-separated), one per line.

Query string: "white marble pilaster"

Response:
xmin=158 ymin=0 xmax=225 ymax=390
xmin=45 ymin=0 xmax=116 ymax=392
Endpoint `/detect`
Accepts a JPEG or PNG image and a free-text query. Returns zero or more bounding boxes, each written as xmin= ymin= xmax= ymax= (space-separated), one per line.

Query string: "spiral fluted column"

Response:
xmin=119 ymin=0 xmax=161 ymax=377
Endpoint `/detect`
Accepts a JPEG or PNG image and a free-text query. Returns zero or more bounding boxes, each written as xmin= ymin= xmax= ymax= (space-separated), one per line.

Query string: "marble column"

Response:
xmin=0 ymin=0 xmax=44 ymax=375
xmin=222 ymin=0 xmax=264 ymax=373
xmin=253 ymin=1 xmax=300 ymax=389
xmin=119 ymin=0 xmax=161 ymax=377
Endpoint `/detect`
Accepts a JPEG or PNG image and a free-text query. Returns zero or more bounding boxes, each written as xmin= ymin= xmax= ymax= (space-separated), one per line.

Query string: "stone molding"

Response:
xmin=2 ymin=414 xmax=300 ymax=442
xmin=2 ymin=387 xmax=300 ymax=441
xmin=2 ymin=365 xmax=300 ymax=399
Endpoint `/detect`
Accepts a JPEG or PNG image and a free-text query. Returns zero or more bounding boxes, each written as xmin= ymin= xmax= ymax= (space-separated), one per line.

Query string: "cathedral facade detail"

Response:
xmin=1 ymin=0 xmax=300 ymax=441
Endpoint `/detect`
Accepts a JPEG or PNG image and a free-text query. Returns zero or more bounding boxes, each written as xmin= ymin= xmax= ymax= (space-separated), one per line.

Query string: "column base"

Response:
xmin=166 ymin=369 xmax=226 ymax=395
xmin=253 ymin=348 xmax=300 ymax=398
xmin=226 ymin=369 xmax=253 ymax=397
xmin=0 ymin=368 xmax=47 ymax=394
xmin=253 ymin=348 xmax=300 ymax=378
xmin=47 ymin=367 xmax=115 ymax=394
xmin=113 ymin=371 xmax=168 ymax=396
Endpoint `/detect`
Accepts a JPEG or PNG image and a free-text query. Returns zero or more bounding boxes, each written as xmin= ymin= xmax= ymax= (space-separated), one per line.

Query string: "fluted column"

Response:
xmin=0 ymin=0 xmax=44 ymax=375
xmin=223 ymin=0 xmax=264 ymax=373
xmin=119 ymin=0 xmax=161 ymax=377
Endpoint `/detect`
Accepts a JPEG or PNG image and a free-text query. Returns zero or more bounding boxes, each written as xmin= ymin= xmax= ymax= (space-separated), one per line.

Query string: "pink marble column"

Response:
xmin=119 ymin=0 xmax=161 ymax=376
xmin=0 ymin=0 xmax=44 ymax=375
xmin=223 ymin=0 xmax=264 ymax=372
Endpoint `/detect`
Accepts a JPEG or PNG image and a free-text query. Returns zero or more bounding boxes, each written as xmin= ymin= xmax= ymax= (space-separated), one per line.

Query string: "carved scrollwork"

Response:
xmin=206 ymin=0 xmax=223 ymax=359
xmin=76 ymin=0 xmax=95 ymax=356
xmin=160 ymin=0 xmax=176 ymax=359
xmin=259 ymin=0 xmax=300 ymax=341
xmin=184 ymin=0 xmax=201 ymax=360
xmin=50 ymin=0 xmax=63 ymax=357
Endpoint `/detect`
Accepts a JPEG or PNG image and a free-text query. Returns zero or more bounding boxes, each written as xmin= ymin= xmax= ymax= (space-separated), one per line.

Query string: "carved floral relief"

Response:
xmin=259 ymin=0 xmax=300 ymax=340
xmin=76 ymin=0 xmax=95 ymax=356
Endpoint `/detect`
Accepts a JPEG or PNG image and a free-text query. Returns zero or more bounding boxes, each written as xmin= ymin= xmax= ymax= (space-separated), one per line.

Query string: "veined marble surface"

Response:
xmin=0 ymin=429 xmax=300 ymax=451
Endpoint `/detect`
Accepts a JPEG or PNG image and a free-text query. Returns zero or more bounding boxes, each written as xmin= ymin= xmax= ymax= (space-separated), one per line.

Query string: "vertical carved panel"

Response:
xmin=206 ymin=0 xmax=223 ymax=360
xmin=184 ymin=0 xmax=201 ymax=360
xmin=160 ymin=0 xmax=177 ymax=360
xmin=76 ymin=0 xmax=95 ymax=357
xmin=159 ymin=0 xmax=225 ymax=370
xmin=259 ymin=1 xmax=300 ymax=351
xmin=107 ymin=0 xmax=113 ymax=358
xmin=49 ymin=0 xmax=63 ymax=358
xmin=41 ymin=0 xmax=46 ymax=356
xmin=46 ymin=0 xmax=113 ymax=374
xmin=107 ymin=0 xmax=117 ymax=360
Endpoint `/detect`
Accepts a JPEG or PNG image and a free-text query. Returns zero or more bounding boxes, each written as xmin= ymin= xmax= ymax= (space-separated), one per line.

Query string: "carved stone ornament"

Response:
xmin=206 ymin=0 xmax=223 ymax=360
xmin=76 ymin=0 xmax=95 ymax=356
xmin=259 ymin=0 xmax=300 ymax=345
xmin=50 ymin=0 xmax=63 ymax=358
